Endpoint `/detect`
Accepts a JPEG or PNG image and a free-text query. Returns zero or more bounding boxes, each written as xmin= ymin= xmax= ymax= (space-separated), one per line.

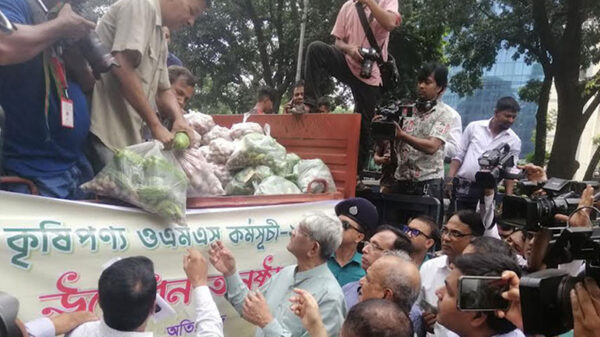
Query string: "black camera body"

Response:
xmin=359 ymin=47 xmax=380 ymax=79
xmin=520 ymin=226 xmax=600 ymax=336
xmin=475 ymin=143 xmax=522 ymax=189
xmin=500 ymin=178 xmax=597 ymax=229
xmin=371 ymin=100 xmax=415 ymax=140
xmin=48 ymin=2 xmax=120 ymax=78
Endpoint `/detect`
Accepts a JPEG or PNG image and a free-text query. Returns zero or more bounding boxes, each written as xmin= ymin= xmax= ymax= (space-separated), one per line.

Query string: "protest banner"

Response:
xmin=0 ymin=191 xmax=338 ymax=336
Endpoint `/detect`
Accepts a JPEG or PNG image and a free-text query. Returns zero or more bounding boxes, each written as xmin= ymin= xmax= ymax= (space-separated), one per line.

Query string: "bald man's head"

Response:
xmin=359 ymin=254 xmax=421 ymax=312
xmin=342 ymin=299 xmax=413 ymax=337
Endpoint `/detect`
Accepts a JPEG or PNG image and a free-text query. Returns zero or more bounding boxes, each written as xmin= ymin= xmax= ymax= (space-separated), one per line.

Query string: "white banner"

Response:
xmin=0 ymin=191 xmax=339 ymax=337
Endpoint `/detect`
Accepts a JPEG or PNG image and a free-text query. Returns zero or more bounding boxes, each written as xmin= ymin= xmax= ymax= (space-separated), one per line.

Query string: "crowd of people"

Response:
xmin=1 ymin=188 xmax=599 ymax=337
xmin=2 ymin=0 xmax=600 ymax=337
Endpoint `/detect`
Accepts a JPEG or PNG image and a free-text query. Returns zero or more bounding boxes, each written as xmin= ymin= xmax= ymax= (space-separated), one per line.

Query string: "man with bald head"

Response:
xmin=290 ymin=254 xmax=420 ymax=337
xmin=359 ymin=254 xmax=421 ymax=312
xmin=342 ymin=299 xmax=413 ymax=337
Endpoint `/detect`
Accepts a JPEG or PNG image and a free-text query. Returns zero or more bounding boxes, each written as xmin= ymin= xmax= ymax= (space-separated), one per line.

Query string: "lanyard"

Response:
xmin=41 ymin=2 xmax=68 ymax=138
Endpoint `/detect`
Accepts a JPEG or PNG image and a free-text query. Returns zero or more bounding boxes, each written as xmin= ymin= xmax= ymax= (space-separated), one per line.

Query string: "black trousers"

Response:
xmin=304 ymin=41 xmax=382 ymax=174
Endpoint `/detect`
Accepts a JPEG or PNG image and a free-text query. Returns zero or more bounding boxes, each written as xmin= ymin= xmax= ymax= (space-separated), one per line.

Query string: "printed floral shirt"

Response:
xmin=394 ymin=102 xmax=454 ymax=181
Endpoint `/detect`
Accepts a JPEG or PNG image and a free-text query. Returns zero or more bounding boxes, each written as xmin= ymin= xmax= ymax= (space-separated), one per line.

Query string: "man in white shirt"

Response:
xmin=419 ymin=210 xmax=485 ymax=337
xmin=0 ymin=292 xmax=97 ymax=337
xmin=68 ymin=251 xmax=223 ymax=337
xmin=443 ymin=104 xmax=462 ymax=161
xmin=448 ymin=97 xmax=522 ymax=212
xmin=436 ymin=253 xmax=524 ymax=337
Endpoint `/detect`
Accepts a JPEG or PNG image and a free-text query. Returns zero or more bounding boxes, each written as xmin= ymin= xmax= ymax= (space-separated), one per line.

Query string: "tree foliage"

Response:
xmin=167 ymin=0 xmax=445 ymax=114
xmin=440 ymin=0 xmax=600 ymax=178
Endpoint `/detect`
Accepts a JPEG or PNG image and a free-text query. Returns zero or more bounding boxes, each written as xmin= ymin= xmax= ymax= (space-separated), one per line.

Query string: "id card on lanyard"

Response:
xmin=42 ymin=1 xmax=74 ymax=134
xmin=43 ymin=48 xmax=74 ymax=131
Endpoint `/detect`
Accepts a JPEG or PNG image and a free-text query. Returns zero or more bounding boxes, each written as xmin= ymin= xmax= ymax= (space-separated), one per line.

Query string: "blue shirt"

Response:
xmin=0 ymin=0 xmax=90 ymax=178
xmin=167 ymin=53 xmax=183 ymax=67
xmin=327 ymin=251 xmax=365 ymax=287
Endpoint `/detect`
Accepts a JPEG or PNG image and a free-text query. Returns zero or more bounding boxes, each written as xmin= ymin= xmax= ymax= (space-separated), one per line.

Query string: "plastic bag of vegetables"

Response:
xmin=210 ymin=163 xmax=233 ymax=187
xmin=226 ymin=133 xmax=286 ymax=171
xmin=176 ymin=147 xmax=225 ymax=197
xmin=253 ymin=176 xmax=301 ymax=195
xmin=206 ymin=138 xmax=236 ymax=165
xmin=225 ymin=166 xmax=273 ymax=195
xmin=230 ymin=113 xmax=263 ymax=140
xmin=274 ymin=153 xmax=301 ymax=182
xmin=185 ymin=111 xmax=215 ymax=135
xmin=294 ymin=159 xmax=337 ymax=193
xmin=81 ymin=141 xmax=188 ymax=225
xmin=201 ymin=126 xmax=232 ymax=145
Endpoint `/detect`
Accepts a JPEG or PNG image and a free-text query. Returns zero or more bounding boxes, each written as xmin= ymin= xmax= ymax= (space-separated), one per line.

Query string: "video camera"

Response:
xmin=371 ymin=99 xmax=415 ymax=140
xmin=475 ymin=143 xmax=522 ymax=189
xmin=500 ymin=178 xmax=598 ymax=230
xmin=520 ymin=225 xmax=600 ymax=336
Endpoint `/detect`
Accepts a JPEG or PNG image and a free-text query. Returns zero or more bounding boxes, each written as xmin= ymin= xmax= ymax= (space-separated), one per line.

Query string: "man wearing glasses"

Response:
xmin=342 ymin=225 xmax=413 ymax=310
xmin=328 ymin=198 xmax=379 ymax=287
xmin=403 ymin=216 xmax=440 ymax=268
xmin=418 ymin=210 xmax=485 ymax=337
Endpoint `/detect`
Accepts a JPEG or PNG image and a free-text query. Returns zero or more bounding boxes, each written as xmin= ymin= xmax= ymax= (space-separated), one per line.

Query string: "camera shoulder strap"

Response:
xmin=355 ymin=2 xmax=383 ymax=63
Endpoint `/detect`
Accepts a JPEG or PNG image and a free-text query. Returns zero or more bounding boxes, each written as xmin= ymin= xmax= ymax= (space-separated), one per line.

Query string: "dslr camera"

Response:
xmin=359 ymin=47 xmax=379 ymax=79
xmin=49 ymin=2 xmax=120 ymax=78
xmin=371 ymin=99 xmax=415 ymax=140
xmin=474 ymin=143 xmax=522 ymax=189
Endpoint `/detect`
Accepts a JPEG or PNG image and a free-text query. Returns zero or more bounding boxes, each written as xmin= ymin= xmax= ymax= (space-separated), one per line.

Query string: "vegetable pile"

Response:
xmin=82 ymin=112 xmax=338 ymax=224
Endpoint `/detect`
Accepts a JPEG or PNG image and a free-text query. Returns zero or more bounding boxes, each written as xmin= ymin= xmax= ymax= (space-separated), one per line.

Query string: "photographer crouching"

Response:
xmin=373 ymin=62 xmax=454 ymax=211
xmin=0 ymin=0 xmax=100 ymax=199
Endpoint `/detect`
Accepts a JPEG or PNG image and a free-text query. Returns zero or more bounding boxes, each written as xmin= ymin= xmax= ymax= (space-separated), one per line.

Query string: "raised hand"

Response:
xmin=208 ymin=240 xmax=237 ymax=276
xmin=183 ymin=248 xmax=208 ymax=288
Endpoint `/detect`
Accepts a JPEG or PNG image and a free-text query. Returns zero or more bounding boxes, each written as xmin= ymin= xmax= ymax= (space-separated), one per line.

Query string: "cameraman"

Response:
xmin=448 ymin=97 xmax=522 ymax=212
xmin=304 ymin=0 xmax=401 ymax=174
xmin=388 ymin=62 xmax=454 ymax=206
xmin=0 ymin=0 xmax=97 ymax=199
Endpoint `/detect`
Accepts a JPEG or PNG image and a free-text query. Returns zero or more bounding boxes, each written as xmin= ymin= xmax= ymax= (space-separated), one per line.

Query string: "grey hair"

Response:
xmin=299 ymin=212 xmax=343 ymax=261
xmin=384 ymin=250 xmax=412 ymax=262
xmin=379 ymin=256 xmax=421 ymax=312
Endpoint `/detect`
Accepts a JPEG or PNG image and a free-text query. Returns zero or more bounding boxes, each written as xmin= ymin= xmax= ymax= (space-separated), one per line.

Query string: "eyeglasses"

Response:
xmin=342 ymin=220 xmax=364 ymax=234
xmin=403 ymin=226 xmax=431 ymax=239
xmin=360 ymin=240 xmax=385 ymax=252
xmin=440 ymin=227 xmax=472 ymax=239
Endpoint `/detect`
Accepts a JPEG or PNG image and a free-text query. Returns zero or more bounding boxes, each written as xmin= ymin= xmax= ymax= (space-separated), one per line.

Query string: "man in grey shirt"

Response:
xmin=209 ymin=212 xmax=346 ymax=337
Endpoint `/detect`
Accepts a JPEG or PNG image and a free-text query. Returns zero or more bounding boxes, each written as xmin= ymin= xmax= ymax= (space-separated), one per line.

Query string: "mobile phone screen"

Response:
xmin=458 ymin=276 xmax=509 ymax=311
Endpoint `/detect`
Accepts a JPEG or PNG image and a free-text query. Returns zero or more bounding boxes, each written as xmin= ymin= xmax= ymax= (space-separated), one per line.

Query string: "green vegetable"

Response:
xmin=154 ymin=199 xmax=185 ymax=222
xmin=173 ymin=132 xmax=190 ymax=150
